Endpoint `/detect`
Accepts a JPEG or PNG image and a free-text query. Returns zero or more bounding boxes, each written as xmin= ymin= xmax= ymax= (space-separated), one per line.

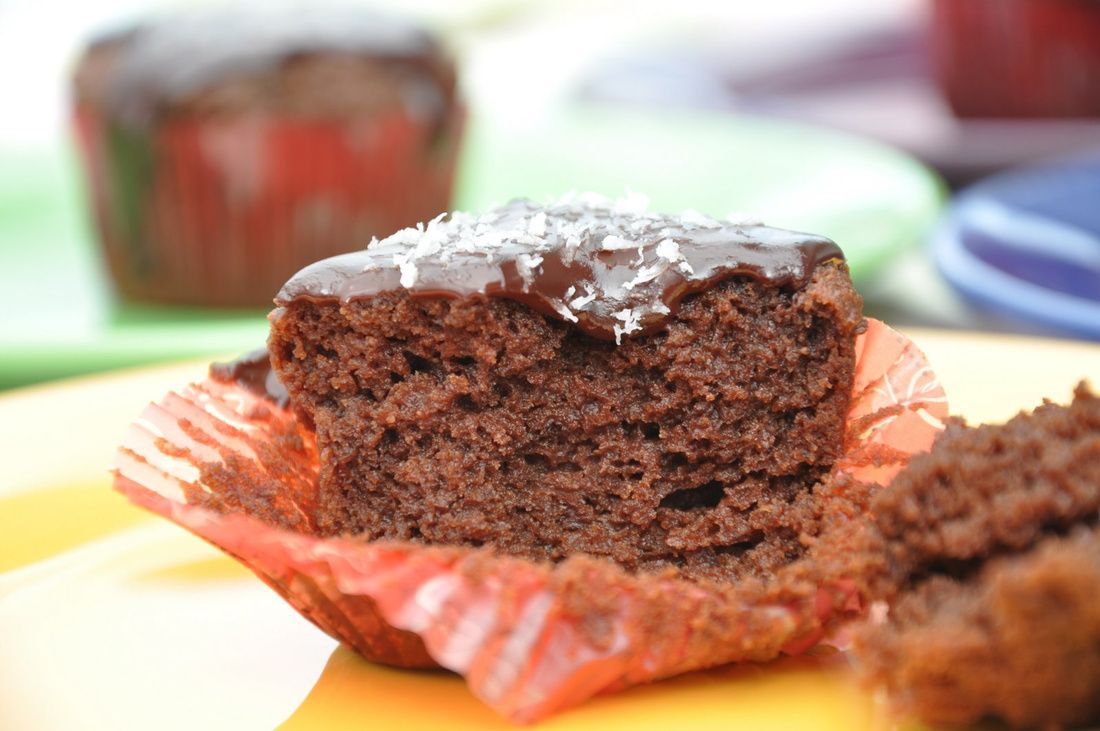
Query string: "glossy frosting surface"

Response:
xmin=100 ymin=5 xmax=448 ymax=127
xmin=277 ymin=194 xmax=844 ymax=342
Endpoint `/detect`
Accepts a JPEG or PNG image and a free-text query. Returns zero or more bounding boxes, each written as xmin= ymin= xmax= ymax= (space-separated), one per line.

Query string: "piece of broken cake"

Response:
xmin=851 ymin=384 xmax=1100 ymax=729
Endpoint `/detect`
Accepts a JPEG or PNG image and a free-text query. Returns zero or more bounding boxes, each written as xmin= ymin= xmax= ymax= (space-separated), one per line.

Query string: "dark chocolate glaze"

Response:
xmin=275 ymin=195 xmax=844 ymax=342
xmin=210 ymin=348 xmax=289 ymax=407
xmin=98 ymin=5 xmax=456 ymax=129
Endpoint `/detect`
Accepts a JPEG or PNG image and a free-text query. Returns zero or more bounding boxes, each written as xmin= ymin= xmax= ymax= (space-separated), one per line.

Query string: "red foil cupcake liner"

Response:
xmin=113 ymin=318 xmax=946 ymax=723
xmin=74 ymin=109 xmax=463 ymax=307
xmin=930 ymin=0 xmax=1100 ymax=118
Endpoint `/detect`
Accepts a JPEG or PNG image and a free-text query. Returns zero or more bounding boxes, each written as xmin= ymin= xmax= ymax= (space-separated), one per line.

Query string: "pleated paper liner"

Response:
xmin=113 ymin=318 xmax=947 ymax=723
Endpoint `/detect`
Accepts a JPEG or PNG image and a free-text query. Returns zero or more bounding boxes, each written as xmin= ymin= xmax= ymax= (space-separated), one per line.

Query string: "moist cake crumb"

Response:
xmin=269 ymin=196 xmax=863 ymax=583
xmin=852 ymin=385 xmax=1100 ymax=729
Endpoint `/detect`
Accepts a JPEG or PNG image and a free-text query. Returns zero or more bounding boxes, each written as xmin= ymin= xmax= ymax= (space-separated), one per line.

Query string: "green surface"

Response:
xmin=0 ymin=146 xmax=270 ymax=388
xmin=0 ymin=105 xmax=943 ymax=389
xmin=457 ymin=106 xmax=943 ymax=273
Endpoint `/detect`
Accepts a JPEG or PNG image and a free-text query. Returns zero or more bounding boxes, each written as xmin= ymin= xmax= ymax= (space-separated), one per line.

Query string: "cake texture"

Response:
xmin=268 ymin=195 xmax=863 ymax=583
xmin=72 ymin=6 xmax=462 ymax=306
xmin=852 ymin=385 xmax=1100 ymax=729
xmin=117 ymin=293 xmax=951 ymax=722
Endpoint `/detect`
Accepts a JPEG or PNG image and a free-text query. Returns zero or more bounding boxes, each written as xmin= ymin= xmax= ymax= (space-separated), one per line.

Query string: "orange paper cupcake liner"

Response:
xmin=113 ymin=318 xmax=946 ymax=723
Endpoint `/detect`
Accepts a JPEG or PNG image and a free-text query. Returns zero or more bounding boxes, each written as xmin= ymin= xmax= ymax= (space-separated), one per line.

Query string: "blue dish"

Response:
xmin=931 ymin=158 xmax=1100 ymax=339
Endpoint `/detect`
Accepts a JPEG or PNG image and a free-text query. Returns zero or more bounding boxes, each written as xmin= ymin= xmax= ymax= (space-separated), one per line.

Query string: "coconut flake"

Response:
xmin=611 ymin=307 xmax=642 ymax=344
xmin=655 ymin=238 xmax=680 ymax=262
xmin=526 ymin=211 xmax=548 ymax=237
xmin=515 ymin=253 xmax=543 ymax=290
xmin=623 ymin=261 xmax=668 ymax=290
xmin=601 ymin=234 xmax=636 ymax=251
xmin=382 ymin=226 xmax=423 ymax=248
xmin=398 ymin=259 xmax=418 ymax=288
xmin=655 ymin=237 xmax=694 ymax=276
xmin=569 ymin=289 xmax=597 ymax=311
xmin=551 ymin=299 xmax=578 ymax=323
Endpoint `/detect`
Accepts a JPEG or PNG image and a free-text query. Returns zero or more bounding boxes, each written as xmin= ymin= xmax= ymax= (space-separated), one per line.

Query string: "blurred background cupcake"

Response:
xmin=72 ymin=5 xmax=463 ymax=307
xmin=930 ymin=0 xmax=1100 ymax=118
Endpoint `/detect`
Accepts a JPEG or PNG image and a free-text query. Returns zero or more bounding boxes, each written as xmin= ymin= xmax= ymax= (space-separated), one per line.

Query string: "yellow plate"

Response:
xmin=2 ymin=330 xmax=1099 ymax=731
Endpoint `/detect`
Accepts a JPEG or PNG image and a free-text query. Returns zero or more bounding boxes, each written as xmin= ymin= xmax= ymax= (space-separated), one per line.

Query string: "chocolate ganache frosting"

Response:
xmin=274 ymin=193 xmax=844 ymax=343
xmin=99 ymin=5 xmax=456 ymax=129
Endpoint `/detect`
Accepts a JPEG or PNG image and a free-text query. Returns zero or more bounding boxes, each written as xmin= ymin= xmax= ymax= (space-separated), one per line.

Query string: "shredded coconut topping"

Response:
xmin=570 ymin=293 xmax=597 ymax=310
xmin=623 ymin=262 xmax=668 ymax=291
xmin=397 ymin=258 xmax=418 ymax=288
xmin=515 ymin=253 xmax=543 ymax=290
xmin=612 ymin=308 xmax=643 ymax=344
xmin=551 ymin=299 xmax=579 ymax=323
xmin=601 ymin=234 xmax=636 ymax=251
xmin=526 ymin=211 xmax=548 ymax=237
xmin=279 ymin=192 xmax=839 ymax=345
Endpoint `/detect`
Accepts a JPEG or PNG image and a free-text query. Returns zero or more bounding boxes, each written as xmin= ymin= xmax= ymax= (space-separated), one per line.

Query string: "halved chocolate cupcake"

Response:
xmin=115 ymin=195 xmax=947 ymax=721
xmin=269 ymin=195 xmax=862 ymax=582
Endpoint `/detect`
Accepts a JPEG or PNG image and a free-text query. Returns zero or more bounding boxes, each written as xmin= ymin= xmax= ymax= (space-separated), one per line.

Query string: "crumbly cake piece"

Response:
xmin=852 ymin=385 xmax=1100 ymax=729
xmin=269 ymin=195 xmax=862 ymax=583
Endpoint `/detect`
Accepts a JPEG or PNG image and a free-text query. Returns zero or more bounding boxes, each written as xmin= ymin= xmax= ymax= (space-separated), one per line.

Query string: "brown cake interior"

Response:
xmin=853 ymin=385 xmax=1100 ymax=729
xmin=270 ymin=261 xmax=861 ymax=584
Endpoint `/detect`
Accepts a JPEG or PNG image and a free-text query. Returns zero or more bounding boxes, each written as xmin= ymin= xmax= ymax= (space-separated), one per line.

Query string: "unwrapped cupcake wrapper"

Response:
xmin=75 ymin=109 xmax=462 ymax=307
xmin=113 ymin=318 xmax=946 ymax=723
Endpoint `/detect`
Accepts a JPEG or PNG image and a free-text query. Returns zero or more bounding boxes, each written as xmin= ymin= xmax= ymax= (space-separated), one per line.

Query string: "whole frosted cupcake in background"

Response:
xmin=930 ymin=0 xmax=1100 ymax=118
xmin=72 ymin=6 xmax=463 ymax=307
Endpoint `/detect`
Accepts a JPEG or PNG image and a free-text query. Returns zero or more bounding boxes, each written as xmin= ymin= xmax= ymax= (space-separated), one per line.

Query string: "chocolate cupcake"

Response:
xmin=268 ymin=196 xmax=862 ymax=582
xmin=73 ymin=6 xmax=463 ymax=307
xmin=114 ymin=197 xmax=948 ymax=722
